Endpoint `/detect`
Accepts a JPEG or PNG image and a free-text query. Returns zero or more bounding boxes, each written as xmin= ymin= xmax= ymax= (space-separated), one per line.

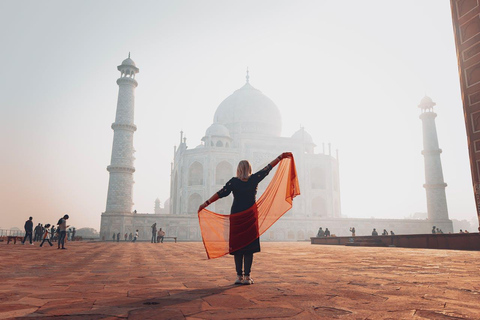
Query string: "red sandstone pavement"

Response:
xmin=0 ymin=242 xmax=479 ymax=319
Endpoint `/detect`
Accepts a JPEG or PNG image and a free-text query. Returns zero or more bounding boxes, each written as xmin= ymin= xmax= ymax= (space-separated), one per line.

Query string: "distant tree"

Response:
xmin=75 ymin=228 xmax=99 ymax=238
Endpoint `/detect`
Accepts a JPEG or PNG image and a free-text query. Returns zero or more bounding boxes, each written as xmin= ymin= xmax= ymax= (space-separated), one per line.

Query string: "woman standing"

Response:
xmin=198 ymin=152 xmax=292 ymax=285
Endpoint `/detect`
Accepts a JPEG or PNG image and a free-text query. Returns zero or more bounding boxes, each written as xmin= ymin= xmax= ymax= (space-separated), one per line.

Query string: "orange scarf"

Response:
xmin=198 ymin=157 xmax=300 ymax=259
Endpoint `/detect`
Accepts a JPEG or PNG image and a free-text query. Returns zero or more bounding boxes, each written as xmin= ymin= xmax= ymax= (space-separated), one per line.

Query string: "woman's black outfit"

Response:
xmin=217 ymin=164 xmax=273 ymax=276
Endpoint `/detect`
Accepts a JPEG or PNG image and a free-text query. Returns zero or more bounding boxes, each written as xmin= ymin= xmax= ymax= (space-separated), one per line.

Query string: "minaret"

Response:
xmin=104 ymin=54 xmax=139 ymax=215
xmin=418 ymin=96 xmax=450 ymax=224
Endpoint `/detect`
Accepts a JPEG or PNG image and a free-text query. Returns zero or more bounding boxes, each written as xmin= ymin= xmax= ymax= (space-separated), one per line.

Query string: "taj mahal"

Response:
xmin=100 ymin=55 xmax=453 ymax=241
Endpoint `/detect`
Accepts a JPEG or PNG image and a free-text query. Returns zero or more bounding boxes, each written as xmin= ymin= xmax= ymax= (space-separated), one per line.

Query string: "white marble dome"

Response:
xmin=121 ymin=57 xmax=136 ymax=67
xmin=418 ymin=96 xmax=436 ymax=109
xmin=205 ymin=123 xmax=230 ymax=137
xmin=292 ymin=128 xmax=314 ymax=145
xmin=214 ymin=82 xmax=282 ymax=137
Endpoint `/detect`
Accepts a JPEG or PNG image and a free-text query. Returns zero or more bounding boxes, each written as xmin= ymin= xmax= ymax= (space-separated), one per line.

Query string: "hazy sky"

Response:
xmin=1 ymin=0 xmax=477 ymax=230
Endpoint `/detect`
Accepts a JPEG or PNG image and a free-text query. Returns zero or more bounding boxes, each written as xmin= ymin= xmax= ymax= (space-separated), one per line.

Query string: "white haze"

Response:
xmin=0 ymin=0 xmax=477 ymax=230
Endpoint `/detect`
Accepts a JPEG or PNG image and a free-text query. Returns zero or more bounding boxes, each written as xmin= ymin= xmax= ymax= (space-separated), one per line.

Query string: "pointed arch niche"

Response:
xmin=216 ymin=161 xmax=233 ymax=185
xmin=188 ymin=162 xmax=204 ymax=186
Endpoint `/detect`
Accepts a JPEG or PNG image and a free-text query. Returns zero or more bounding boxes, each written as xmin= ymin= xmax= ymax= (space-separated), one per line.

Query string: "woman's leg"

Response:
xmin=244 ymin=253 xmax=253 ymax=276
xmin=234 ymin=254 xmax=244 ymax=276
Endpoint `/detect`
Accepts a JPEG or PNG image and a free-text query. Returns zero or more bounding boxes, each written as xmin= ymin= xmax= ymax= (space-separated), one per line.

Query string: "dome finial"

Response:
xmin=246 ymin=67 xmax=250 ymax=83
xmin=128 ymin=52 xmax=130 ymax=59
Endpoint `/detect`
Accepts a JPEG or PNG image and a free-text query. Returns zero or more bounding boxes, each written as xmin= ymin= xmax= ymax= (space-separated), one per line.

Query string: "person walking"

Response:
xmin=22 ymin=217 xmax=34 ymax=245
xmin=124 ymin=233 xmax=128 ymax=241
xmin=151 ymin=223 xmax=157 ymax=243
xmin=71 ymin=227 xmax=76 ymax=241
xmin=198 ymin=152 xmax=292 ymax=285
xmin=57 ymin=214 xmax=69 ymax=249
xmin=132 ymin=230 xmax=139 ymax=242
xmin=40 ymin=224 xmax=53 ymax=247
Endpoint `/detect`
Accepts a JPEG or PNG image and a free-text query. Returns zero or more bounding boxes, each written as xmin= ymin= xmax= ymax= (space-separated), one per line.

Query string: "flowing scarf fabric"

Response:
xmin=198 ymin=157 xmax=300 ymax=259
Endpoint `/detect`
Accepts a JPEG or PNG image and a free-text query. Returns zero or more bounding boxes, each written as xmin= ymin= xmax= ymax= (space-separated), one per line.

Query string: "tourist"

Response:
xmin=34 ymin=223 xmax=42 ymax=242
xmin=151 ymin=223 xmax=157 ymax=243
xmin=40 ymin=224 xmax=53 ymax=247
xmin=316 ymin=227 xmax=325 ymax=237
xmin=57 ymin=214 xmax=69 ymax=249
xmin=382 ymin=229 xmax=388 ymax=236
xmin=465 ymin=230 xmax=469 ymax=233
xmin=22 ymin=216 xmax=34 ymax=245
xmin=67 ymin=228 xmax=72 ymax=241
xmin=158 ymin=228 xmax=165 ymax=243
xmin=129 ymin=233 xmax=133 ymax=241
xmin=124 ymin=233 xmax=128 ymax=241
xmin=112 ymin=233 xmax=116 ymax=241
xmin=116 ymin=232 xmax=120 ymax=242
xmin=432 ymin=226 xmax=436 ymax=234
xmin=324 ymin=228 xmax=331 ymax=237
xmin=371 ymin=228 xmax=378 ymax=236
xmin=459 ymin=229 xmax=463 ymax=233
xmin=50 ymin=225 xmax=56 ymax=242
xmin=71 ymin=227 xmax=76 ymax=241
xmin=198 ymin=152 xmax=292 ymax=285
xmin=390 ymin=230 xmax=395 ymax=235
xmin=349 ymin=227 xmax=356 ymax=237
xmin=132 ymin=230 xmax=139 ymax=242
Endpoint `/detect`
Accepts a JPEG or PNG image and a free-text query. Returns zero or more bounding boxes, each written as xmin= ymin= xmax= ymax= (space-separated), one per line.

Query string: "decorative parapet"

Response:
xmin=423 ymin=183 xmax=448 ymax=189
xmin=116 ymin=77 xmax=138 ymax=87
xmin=111 ymin=123 xmax=137 ymax=132
xmin=421 ymin=149 xmax=442 ymax=155
xmin=107 ymin=165 xmax=135 ymax=173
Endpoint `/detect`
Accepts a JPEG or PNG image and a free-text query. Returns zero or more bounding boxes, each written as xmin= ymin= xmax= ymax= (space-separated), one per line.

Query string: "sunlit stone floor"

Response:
xmin=0 ymin=241 xmax=479 ymax=319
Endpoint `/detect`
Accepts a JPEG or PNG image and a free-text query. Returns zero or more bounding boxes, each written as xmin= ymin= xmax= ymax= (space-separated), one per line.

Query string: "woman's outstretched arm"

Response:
xmin=198 ymin=193 xmax=219 ymax=212
xmin=269 ymin=152 xmax=293 ymax=168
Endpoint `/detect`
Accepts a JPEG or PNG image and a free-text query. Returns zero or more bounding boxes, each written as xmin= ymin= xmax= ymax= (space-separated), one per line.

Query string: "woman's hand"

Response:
xmin=198 ymin=202 xmax=208 ymax=213
xmin=280 ymin=152 xmax=293 ymax=159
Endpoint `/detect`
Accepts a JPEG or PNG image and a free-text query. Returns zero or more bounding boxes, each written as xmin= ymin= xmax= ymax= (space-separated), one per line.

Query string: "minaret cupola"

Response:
xmin=118 ymin=52 xmax=139 ymax=79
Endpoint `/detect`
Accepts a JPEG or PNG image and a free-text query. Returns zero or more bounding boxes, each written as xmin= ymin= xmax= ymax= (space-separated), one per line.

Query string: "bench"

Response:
xmin=7 ymin=236 xmax=23 ymax=244
xmin=163 ymin=237 xmax=177 ymax=243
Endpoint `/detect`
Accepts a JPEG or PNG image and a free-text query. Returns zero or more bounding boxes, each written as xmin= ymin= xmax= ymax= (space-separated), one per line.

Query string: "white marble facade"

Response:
xmin=166 ymin=75 xmax=342 ymax=241
xmin=100 ymin=58 xmax=452 ymax=241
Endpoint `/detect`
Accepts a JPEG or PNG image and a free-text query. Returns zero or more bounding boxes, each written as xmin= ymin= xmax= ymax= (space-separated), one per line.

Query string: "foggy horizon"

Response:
xmin=1 ymin=0 xmax=477 ymax=231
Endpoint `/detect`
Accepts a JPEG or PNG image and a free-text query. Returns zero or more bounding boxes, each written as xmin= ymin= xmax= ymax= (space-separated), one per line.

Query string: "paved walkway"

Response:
xmin=0 ymin=242 xmax=479 ymax=319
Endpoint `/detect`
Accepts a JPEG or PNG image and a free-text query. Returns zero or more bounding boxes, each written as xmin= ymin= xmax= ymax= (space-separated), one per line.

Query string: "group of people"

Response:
xmin=316 ymin=227 xmax=331 ymax=237
xmin=110 ymin=226 xmax=166 ymax=243
xmin=112 ymin=230 xmax=140 ymax=242
xmin=370 ymin=228 xmax=394 ymax=236
xmin=22 ymin=214 xmax=71 ymax=249
xmin=315 ymin=227 xmax=398 ymax=237
xmin=432 ymin=226 xmax=445 ymax=234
